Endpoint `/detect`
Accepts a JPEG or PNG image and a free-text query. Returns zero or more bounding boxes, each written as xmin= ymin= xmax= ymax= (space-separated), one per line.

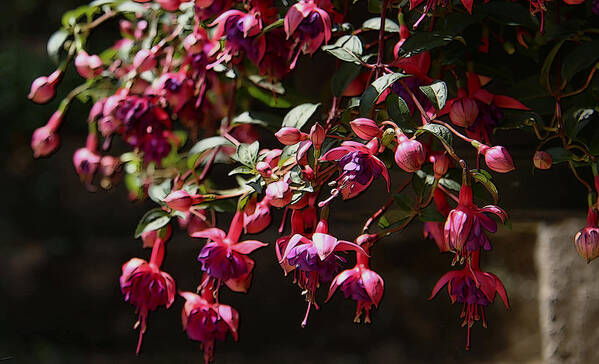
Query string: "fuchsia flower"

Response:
xmin=195 ymin=0 xmax=232 ymax=21
xmin=441 ymin=73 xmax=530 ymax=143
xmin=394 ymin=133 xmax=427 ymax=173
xmin=429 ymin=252 xmax=509 ymax=349
xmin=350 ymin=118 xmax=381 ymax=140
xmin=275 ymin=206 xmax=318 ymax=274
xmin=284 ymin=0 xmax=332 ymax=68
xmin=280 ymin=217 xmax=366 ymax=326
xmin=180 ymin=290 xmax=239 ymax=364
xmin=120 ymin=228 xmax=175 ymax=354
xmin=390 ymin=52 xmax=436 ymax=120
xmin=275 ymin=127 xmax=308 ymax=145
xmin=75 ymin=51 xmax=103 ymax=79
xmin=327 ymin=247 xmax=384 ymax=323
xmin=319 ymin=138 xmax=390 ymax=202
xmin=192 ymin=211 xmax=267 ymax=293
xmin=448 ymin=90 xmax=479 ymax=128
xmin=209 ymin=10 xmax=266 ymax=65
xmin=28 ymin=70 xmax=62 ymax=104
xmin=477 ymin=144 xmax=515 ymax=173
xmin=133 ymin=49 xmax=157 ymax=72
xmin=265 ymin=178 xmax=293 ymax=207
xmin=243 ymin=197 xmax=272 ymax=234
xmin=445 ymin=185 xmax=507 ymax=259
xmin=31 ymin=110 xmax=63 ymax=158
xmin=574 ymin=208 xmax=599 ymax=263
xmin=156 ymin=72 xmax=195 ymax=112
xmin=73 ymin=133 xmax=101 ymax=185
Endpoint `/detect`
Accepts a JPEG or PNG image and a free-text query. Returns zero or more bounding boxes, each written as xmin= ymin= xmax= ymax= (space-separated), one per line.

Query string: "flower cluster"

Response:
xmin=28 ymin=0 xmax=599 ymax=361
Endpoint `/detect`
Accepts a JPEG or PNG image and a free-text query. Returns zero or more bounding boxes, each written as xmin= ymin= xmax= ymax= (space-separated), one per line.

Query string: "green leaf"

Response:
xmin=566 ymin=108 xmax=598 ymax=139
xmin=263 ymin=18 xmax=284 ymax=33
xmin=419 ymin=205 xmax=446 ymax=223
xmin=400 ymin=32 xmax=459 ymax=56
xmin=331 ymin=62 xmax=361 ymax=97
xmin=359 ymin=73 xmax=407 ymax=116
xmin=367 ymin=0 xmax=382 ymax=14
xmin=415 ymin=124 xmax=453 ymax=146
xmin=540 ymin=40 xmax=565 ymax=90
xmin=248 ymin=75 xmax=285 ymax=94
xmin=134 ymin=208 xmax=171 ymax=238
xmin=47 ymin=29 xmax=70 ymax=63
xmin=282 ymin=103 xmax=321 ymax=130
xmin=545 ymin=147 xmax=574 ymax=164
xmin=439 ymin=177 xmax=461 ymax=191
xmin=228 ymin=166 xmax=255 ymax=176
xmin=386 ymin=93 xmax=416 ymax=131
xmin=419 ymin=81 xmax=447 ymax=110
xmin=187 ymin=136 xmax=234 ymax=169
xmin=232 ymin=111 xmax=281 ymax=130
xmin=117 ymin=1 xmax=148 ymax=13
xmin=322 ymin=35 xmax=363 ymax=64
xmin=561 ymin=40 xmax=599 ymax=84
xmin=470 ymin=169 xmax=499 ymax=203
xmin=362 ymin=17 xmax=400 ymax=32
xmin=278 ymin=143 xmax=300 ymax=167
xmin=233 ymin=141 xmax=260 ymax=167
xmin=148 ymin=179 xmax=172 ymax=204
xmin=247 ymin=84 xmax=293 ymax=108
xmin=477 ymin=2 xmax=536 ymax=28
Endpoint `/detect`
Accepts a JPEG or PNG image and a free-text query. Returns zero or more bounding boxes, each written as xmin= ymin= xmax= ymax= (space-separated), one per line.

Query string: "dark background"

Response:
xmin=0 ymin=1 xmax=589 ymax=363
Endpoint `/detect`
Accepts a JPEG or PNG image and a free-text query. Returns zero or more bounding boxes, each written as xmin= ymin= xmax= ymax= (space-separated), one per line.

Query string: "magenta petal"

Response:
xmin=429 ymin=270 xmax=462 ymax=300
xmin=488 ymin=272 xmax=510 ymax=309
xmin=373 ymin=157 xmax=390 ymax=191
xmin=333 ymin=240 xmax=368 ymax=256
xmin=361 ymin=269 xmax=384 ymax=307
xmin=311 ymin=232 xmax=338 ymax=261
xmin=232 ymin=240 xmax=268 ymax=254
xmin=216 ymin=304 xmax=239 ymax=341
xmin=281 ymin=234 xmax=310 ymax=262
xmin=320 ymin=147 xmax=351 ymax=161
xmin=284 ymin=6 xmax=304 ymax=38
xmin=326 ymin=269 xmax=353 ymax=302
xmin=472 ymin=88 xmax=494 ymax=105
xmin=493 ymin=95 xmax=530 ymax=110
xmin=477 ymin=213 xmax=498 ymax=233
xmin=480 ymin=205 xmax=508 ymax=223
xmin=191 ymin=227 xmax=227 ymax=241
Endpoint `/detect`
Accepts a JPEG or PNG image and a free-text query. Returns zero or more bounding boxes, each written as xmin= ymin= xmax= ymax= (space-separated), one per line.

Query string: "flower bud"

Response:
xmin=156 ymin=0 xmax=183 ymax=11
xmin=275 ymin=127 xmax=306 ymax=146
xmin=533 ymin=151 xmax=552 ymax=170
xmin=73 ymin=147 xmax=101 ymax=183
xmin=429 ymin=152 xmax=450 ymax=178
xmin=256 ymin=161 xmax=272 ymax=178
xmin=244 ymin=199 xmax=272 ymax=234
xmin=479 ymin=145 xmax=515 ymax=173
xmin=575 ymin=209 xmax=599 ymax=263
xmin=31 ymin=111 xmax=63 ymax=158
xmin=141 ymin=225 xmax=172 ymax=249
xmin=75 ymin=51 xmax=103 ymax=79
xmin=100 ymin=156 xmax=121 ymax=177
xmin=350 ymin=118 xmax=381 ymax=140
xmin=28 ymin=70 xmax=62 ymax=104
xmin=133 ymin=49 xmax=157 ymax=72
xmin=265 ymin=180 xmax=293 ymax=208
xmin=394 ymin=134 xmax=426 ymax=172
xmin=449 ymin=96 xmax=479 ymax=127
xmin=164 ymin=190 xmax=193 ymax=212
xmin=310 ymin=123 xmax=325 ymax=149
xmin=355 ymin=233 xmax=378 ymax=248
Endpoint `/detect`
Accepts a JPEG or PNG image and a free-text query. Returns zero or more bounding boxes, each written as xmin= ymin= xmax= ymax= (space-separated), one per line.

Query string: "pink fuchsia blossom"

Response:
xmin=192 ymin=211 xmax=267 ymax=293
xmin=429 ymin=252 xmax=509 ymax=350
xmin=141 ymin=225 xmax=172 ymax=249
xmin=243 ymin=197 xmax=272 ymax=234
xmin=275 ymin=127 xmax=308 ymax=145
xmin=133 ymin=49 xmax=157 ymax=72
xmin=444 ymin=185 xmax=507 ymax=259
xmin=28 ymin=70 xmax=62 ymax=104
xmin=31 ymin=110 xmax=63 ymax=158
xmin=429 ymin=151 xmax=451 ymax=178
xmin=477 ymin=144 xmax=515 ymax=173
xmin=326 ymin=247 xmax=384 ymax=323
xmin=319 ymin=138 xmax=390 ymax=202
xmin=155 ymin=72 xmax=195 ymax=112
xmin=280 ymin=218 xmax=366 ymax=326
xmin=209 ymin=10 xmax=266 ymax=65
xmin=309 ymin=122 xmax=325 ymax=149
xmin=195 ymin=0 xmax=232 ymax=20
xmin=120 ymin=228 xmax=175 ymax=354
xmin=284 ymin=0 xmax=332 ymax=68
xmin=180 ymin=290 xmax=239 ymax=364
xmin=75 ymin=51 xmax=103 ymax=79
xmin=394 ymin=133 xmax=426 ymax=173
xmin=275 ymin=207 xmax=318 ymax=275
xmin=574 ymin=208 xmax=599 ymax=263
xmin=448 ymin=90 xmax=479 ymax=128
xmin=265 ymin=178 xmax=293 ymax=207
xmin=533 ymin=151 xmax=552 ymax=170
xmin=73 ymin=133 xmax=101 ymax=185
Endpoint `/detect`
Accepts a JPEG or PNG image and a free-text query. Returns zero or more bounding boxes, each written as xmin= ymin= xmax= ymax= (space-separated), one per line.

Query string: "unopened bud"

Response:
xmin=575 ymin=208 xmax=599 ymax=263
xmin=533 ymin=151 xmax=552 ymax=170
xmin=350 ymin=118 xmax=381 ymax=140
xmin=133 ymin=49 xmax=157 ymax=72
xmin=256 ymin=161 xmax=272 ymax=178
xmin=265 ymin=180 xmax=292 ymax=208
xmin=394 ymin=134 xmax=426 ymax=172
xmin=479 ymin=145 xmax=515 ymax=173
xmin=164 ymin=190 xmax=193 ymax=212
xmin=430 ymin=152 xmax=450 ymax=178
xmin=449 ymin=96 xmax=479 ymax=127
xmin=275 ymin=127 xmax=306 ymax=146
xmin=310 ymin=123 xmax=325 ymax=149
xmin=28 ymin=70 xmax=62 ymax=104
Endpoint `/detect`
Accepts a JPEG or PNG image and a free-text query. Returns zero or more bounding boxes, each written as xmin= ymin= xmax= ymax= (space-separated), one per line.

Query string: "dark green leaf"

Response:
xmin=322 ymin=35 xmax=363 ymax=64
xmin=233 ymin=141 xmax=260 ymax=167
xmin=247 ymin=85 xmax=293 ymax=108
xmin=477 ymin=2 xmax=536 ymax=28
xmin=359 ymin=73 xmax=407 ymax=116
xmin=282 ymin=103 xmax=320 ymax=130
xmin=546 ymin=147 xmax=574 ymax=164
xmin=415 ymin=124 xmax=453 ymax=146
xmin=561 ymin=40 xmax=599 ymax=84
xmin=386 ymin=93 xmax=416 ymax=131
xmin=148 ymin=179 xmax=172 ymax=204
xmin=135 ymin=208 xmax=171 ymax=238
xmin=470 ymin=169 xmax=498 ymax=203
xmin=419 ymin=81 xmax=447 ymax=110
xmin=232 ymin=111 xmax=281 ymax=130
xmin=228 ymin=166 xmax=255 ymax=176
xmin=400 ymin=32 xmax=459 ymax=56
xmin=187 ymin=136 xmax=234 ymax=169
xmin=279 ymin=143 xmax=300 ymax=167
xmin=419 ymin=205 xmax=446 ymax=223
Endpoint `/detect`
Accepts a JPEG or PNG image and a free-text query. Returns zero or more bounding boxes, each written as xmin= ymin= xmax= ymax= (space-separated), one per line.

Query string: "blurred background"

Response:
xmin=1 ymin=1 xmax=597 ymax=363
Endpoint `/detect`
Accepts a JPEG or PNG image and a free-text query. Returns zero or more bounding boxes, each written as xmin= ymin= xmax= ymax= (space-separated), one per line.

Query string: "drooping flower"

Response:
xmin=75 ymin=51 xmax=103 ymax=79
xmin=209 ymin=9 xmax=266 ymax=66
xmin=429 ymin=252 xmax=509 ymax=349
xmin=28 ymin=70 xmax=62 ymax=104
xmin=120 ymin=228 xmax=175 ymax=354
xmin=284 ymin=0 xmax=332 ymax=68
xmin=275 ymin=206 xmax=318 ymax=274
xmin=180 ymin=290 xmax=239 ymax=364
xmin=280 ymin=218 xmax=366 ymax=326
xmin=574 ymin=208 xmax=599 ymax=263
xmin=444 ymin=185 xmax=507 ymax=260
xmin=31 ymin=110 xmax=63 ymax=158
xmin=319 ymin=138 xmax=390 ymax=203
xmin=394 ymin=133 xmax=426 ymax=173
xmin=326 ymin=247 xmax=384 ymax=323
xmin=477 ymin=144 xmax=515 ymax=173
xmin=350 ymin=118 xmax=381 ymax=141
xmin=243 ymin=196 xmax=272 ymax=234
xmin=192 ymin=211 xmax=267 ymax=293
